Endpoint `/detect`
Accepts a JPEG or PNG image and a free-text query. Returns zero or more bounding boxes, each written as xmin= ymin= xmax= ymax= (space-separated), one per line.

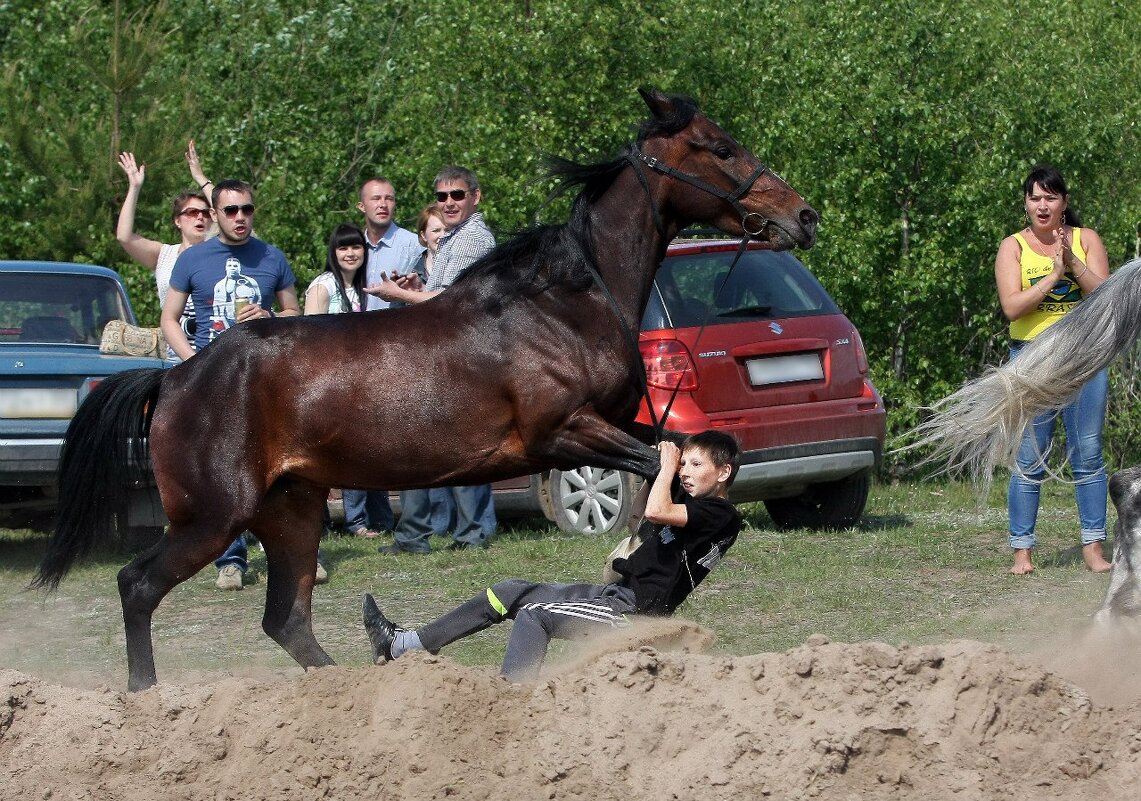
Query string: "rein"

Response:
xmin=585 ymin=147 xmax=770 ymax=444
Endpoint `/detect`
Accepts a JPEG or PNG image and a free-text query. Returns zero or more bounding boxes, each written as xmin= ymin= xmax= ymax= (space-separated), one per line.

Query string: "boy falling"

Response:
xmin=362 ymin=430 xmax=742 ymax=682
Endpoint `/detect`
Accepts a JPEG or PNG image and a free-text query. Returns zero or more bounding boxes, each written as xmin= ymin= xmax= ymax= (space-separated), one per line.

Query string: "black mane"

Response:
xmin=453 ymin=92 xmax=699 ymax=300
xmin=451 ymin=153 xmax=628 ymax=298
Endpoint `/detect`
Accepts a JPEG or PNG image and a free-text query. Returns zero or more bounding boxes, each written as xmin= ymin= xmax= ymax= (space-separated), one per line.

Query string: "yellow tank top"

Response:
xmin=1009 ymin=228 xmax=1087 ymax=341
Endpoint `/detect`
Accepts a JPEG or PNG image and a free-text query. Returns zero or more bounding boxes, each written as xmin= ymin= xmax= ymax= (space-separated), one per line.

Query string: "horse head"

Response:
xmin=633 ymin=87 xmax=818 ymax=250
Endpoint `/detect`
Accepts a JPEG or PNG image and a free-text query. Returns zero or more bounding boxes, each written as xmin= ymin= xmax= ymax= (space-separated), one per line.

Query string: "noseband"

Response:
xmin=626 ymin=146 xmax=771 ymax=238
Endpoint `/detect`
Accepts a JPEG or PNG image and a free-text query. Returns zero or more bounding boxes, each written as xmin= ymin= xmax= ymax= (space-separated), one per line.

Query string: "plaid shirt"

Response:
xmin=426 ymin=211 xmax=495 ymax=291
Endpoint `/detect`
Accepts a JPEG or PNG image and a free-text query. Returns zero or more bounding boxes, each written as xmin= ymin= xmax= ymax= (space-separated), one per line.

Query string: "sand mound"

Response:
xmin=5 ymin=631 xmax=1141 ymax=800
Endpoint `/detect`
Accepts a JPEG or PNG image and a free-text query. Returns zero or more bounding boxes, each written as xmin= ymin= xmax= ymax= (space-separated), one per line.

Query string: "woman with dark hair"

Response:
xmin=115 ymin=142 xmax=214 ymax=348
xmin=995 ymin=164 xmax=1111 ymax=575
xmin=305 ymin=223 xmax=368 ymax=314
xmin=305 ymin=223 xmax=385 ymax=550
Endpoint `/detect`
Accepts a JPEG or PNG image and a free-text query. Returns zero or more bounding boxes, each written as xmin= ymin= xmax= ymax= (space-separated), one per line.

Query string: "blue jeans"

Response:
xmin=343 ymin=489 xmax=395 ymax=533
xmin=394 ymin=484 xmax=497 ymax=552
xmin=215 ymin=534 xmax=248 ymax=572
xmin=1007 ymin=347 xmax=1108 ymax=550
xmin=214 ymin=533 xmax=325 ymax=572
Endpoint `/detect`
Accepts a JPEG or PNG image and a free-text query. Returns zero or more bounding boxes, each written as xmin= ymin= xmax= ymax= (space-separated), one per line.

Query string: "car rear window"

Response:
xmin=0 ymin=272 xmax=131 ymax=345
xmin=643 ymin=249 xmax=840 ymax=329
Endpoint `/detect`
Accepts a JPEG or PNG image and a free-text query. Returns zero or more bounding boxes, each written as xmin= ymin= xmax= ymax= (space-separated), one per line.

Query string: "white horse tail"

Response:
xmin=905 ymin=256 xmax=1141 ymax=482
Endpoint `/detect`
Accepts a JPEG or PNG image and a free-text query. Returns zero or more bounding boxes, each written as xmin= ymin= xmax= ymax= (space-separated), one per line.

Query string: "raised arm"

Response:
xmin=115 ymin=152 xmax=163 ymax=270
xmin=642 ymin=442 xmax=688 ymax=527
xmin=186 ymin=140 xmax=213 ymax=203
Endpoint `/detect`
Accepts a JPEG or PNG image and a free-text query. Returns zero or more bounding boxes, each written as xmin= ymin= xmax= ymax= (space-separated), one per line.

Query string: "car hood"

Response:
xmin=1 ymin=344 xmax=167 ymax=373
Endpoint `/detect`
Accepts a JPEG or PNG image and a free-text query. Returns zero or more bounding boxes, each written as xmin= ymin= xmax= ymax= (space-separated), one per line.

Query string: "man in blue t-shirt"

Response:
xmin=162 ymin=179 xmax=299 ymax=357
xmin=160 ymin=179 xmax=302 ymax=590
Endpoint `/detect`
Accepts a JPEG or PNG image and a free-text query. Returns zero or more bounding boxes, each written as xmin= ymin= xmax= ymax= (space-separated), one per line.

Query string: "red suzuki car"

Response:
xmin=481 ymin=237 xmax=887 ymax=534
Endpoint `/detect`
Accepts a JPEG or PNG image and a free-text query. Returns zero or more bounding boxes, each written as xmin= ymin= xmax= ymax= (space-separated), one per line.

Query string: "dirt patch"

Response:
xmin=5 ymin=623 xmax=1141 ymax=800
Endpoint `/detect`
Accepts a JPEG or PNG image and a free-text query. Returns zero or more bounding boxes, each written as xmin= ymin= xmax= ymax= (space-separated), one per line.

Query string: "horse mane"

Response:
xmin=452 ymin=154 xmax=627 ymax=297
xmin=454 ymin=92 xmax=699 ymax=301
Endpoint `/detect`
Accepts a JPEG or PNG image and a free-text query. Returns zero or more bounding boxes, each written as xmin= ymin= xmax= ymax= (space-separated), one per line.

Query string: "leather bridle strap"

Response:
xmin=628 ymin=146 xmax=772 ymax=237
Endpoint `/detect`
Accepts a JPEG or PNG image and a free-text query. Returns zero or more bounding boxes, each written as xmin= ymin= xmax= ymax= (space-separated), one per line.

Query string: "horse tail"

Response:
xmin=904 ymin=256 xmax=1141 ymax=483
xmin=32 ymin=368 xmax=165 ymax=590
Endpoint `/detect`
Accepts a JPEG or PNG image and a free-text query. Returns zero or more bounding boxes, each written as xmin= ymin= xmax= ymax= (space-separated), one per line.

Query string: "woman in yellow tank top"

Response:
xmin=994 ymin=165 xmax=1111 ymax=575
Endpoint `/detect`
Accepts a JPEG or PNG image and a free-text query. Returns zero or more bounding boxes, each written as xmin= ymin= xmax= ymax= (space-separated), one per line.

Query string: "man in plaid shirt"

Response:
xmin=375 ymin=165 xmax=499 ymax=554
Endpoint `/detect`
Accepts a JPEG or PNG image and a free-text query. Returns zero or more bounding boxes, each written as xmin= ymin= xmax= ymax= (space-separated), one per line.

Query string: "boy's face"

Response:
xmin=678 ymin=445 xmax=732 ymax=499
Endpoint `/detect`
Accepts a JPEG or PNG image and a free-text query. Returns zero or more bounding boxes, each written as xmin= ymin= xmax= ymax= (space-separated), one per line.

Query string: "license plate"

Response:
xmin=746 ymin=353 xmax=823 ymax=386
xmin=0 ymin=388 xmax=78 ymax=419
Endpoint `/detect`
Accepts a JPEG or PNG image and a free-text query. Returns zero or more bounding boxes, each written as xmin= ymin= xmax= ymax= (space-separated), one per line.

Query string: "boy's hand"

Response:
xmin=658 ymin=441 xmax=681 ymax=473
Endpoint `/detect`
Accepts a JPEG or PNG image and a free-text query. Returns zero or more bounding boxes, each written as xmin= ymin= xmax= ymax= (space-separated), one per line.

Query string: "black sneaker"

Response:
xmin=362 ymin=593 xmax=401 ymax=663
xmin=378 ymin=542 xmax=428 ymax=555
xmin=446 ymin=540 xmax=487 ymax=551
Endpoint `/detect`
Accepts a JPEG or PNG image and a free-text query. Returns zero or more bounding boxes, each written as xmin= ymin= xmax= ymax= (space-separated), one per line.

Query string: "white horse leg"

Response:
xmin=1097 ymin=468 xmax=1141 ymax=620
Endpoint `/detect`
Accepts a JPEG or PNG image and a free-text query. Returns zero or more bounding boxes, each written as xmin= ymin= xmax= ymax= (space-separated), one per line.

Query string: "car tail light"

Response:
xmin=852 ymin=329 xmax=869 ymax=374
xmin=78 ymin=377 xmax=103 ymax=406
xmin=640 ymin=339 xmax=698 ymax=391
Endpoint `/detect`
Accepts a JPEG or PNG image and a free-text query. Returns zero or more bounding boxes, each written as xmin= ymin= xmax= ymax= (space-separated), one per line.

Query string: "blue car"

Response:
xmin=0 ymin=261 xmax=169 ymax=540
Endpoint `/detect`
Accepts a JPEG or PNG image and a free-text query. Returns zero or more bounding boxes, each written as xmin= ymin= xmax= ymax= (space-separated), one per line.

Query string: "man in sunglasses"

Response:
xmin=161 ymin=178 xmax=302 ymax=590
xmin=370 ymin=165 xmax=496 ymax=305
xmin=375 ymin=165 xmax=499 ymax=554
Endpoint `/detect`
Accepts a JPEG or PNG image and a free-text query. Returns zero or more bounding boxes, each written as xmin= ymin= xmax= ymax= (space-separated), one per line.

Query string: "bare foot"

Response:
xmin=1010 ymin=548 xmax=1034 ymax=575
xmin=1082 ymin=542 xmax=1112 ymax=573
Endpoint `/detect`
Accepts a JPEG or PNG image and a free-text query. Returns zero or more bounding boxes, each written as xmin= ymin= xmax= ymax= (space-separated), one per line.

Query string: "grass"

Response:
xmin=0 ymin=478 xmax=1113 ymax=688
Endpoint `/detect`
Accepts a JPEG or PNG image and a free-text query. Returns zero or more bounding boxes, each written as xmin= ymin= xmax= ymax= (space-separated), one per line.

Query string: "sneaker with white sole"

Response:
xmin=215 ymin=564 xmax=244 ymax=591
xmin=315 ymin=561 xmax=328 ymax=585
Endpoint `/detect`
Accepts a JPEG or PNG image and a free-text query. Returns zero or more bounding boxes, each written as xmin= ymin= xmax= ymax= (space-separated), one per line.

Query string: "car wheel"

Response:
xmin=763 ymin=472 xmax=871 ymax=531
xmin=543 ymin=467 xmax=634 ymax=535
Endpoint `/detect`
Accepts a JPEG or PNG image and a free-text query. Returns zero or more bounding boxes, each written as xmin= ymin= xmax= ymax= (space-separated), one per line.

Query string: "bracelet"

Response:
xmin=198 ymin=180 xmax=212 ymax=190
xmin=1073 ymin=264 xmax=1089 ymax=280
xmin=1037 ymin=281 xmax=1050 ymax=297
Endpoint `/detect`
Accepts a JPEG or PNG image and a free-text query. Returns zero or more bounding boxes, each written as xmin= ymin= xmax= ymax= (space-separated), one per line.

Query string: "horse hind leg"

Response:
xmin=252 ymin=477 xmax=334 ymax=671
xmin=118 ymin=523 xmax=239 ymax=691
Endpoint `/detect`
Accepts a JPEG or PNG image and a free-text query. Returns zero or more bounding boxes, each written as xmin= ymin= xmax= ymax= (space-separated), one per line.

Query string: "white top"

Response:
xmin=308 ymin=271 xmax=361 ymax=314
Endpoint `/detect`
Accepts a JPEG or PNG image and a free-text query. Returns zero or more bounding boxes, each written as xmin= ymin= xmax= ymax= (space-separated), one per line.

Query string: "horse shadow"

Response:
xmin=738 ymin=503 xmax=910 ymax=532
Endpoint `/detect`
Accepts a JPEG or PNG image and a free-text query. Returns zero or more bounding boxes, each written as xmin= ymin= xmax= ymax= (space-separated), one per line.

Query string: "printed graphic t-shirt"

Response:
xmin=169 ymin=237 xmax=296 ymax=352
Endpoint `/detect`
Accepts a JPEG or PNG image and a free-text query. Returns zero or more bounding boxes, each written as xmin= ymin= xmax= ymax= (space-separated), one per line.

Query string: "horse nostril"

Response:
xmin=800 ymin=206 xmax=820 ymax=231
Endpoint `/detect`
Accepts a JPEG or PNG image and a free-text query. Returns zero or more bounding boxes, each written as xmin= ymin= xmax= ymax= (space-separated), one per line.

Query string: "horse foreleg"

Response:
xmin=544 ymin=409 xmax=660 ymax=479
xmin=253 ymin=479 xmax=334 ymax=671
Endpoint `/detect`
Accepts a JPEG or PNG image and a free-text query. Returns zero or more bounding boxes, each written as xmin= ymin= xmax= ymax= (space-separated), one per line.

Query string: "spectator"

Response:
xmin=410 ymin=204 xmax=447 ymax=284
xmin=409 ymin=204 xmax=458 ymax=533
xmin=339 ymin=176 xmax=423 ymax=535
xmin=362 ymin=431 xmax=743 ymax=681
xmin=357 ymin=176 xmax=423 ymax=311
xmin=371 ymin=166 xmax=498 ymax=554
xmin=996 ymin=165 xmax=1111 ymax=575
xmin=114 ymin=142 xmax=214 ymax=353
xmin=161 ymin=179 xmax=303 ymax=590
xmin=305 ymin=223 xmax=382 ymax=543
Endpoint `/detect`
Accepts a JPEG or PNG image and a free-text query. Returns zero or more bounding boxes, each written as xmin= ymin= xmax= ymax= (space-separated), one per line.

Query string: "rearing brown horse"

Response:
xmin=35 ymin=88 xmax=817 ymax=690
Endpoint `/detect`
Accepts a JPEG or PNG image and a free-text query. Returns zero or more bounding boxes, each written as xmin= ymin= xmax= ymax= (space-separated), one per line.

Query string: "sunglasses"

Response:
xmin=435 ymin=189 xmax=469 ymax=203
xmin=220 ymin=204 xmax=255 ymax=218
xmin=178 ymin=207 xmax=210 ymax=219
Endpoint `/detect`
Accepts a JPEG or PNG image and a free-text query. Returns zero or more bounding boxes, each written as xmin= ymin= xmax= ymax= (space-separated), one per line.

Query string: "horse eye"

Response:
xmin=712 ymin=145 xmax=734 ymax=160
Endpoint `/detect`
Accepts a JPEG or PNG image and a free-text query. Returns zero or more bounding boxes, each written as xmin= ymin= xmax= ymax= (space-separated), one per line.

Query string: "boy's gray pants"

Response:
xmin=417 ymin=578 xmax=636 ymax=681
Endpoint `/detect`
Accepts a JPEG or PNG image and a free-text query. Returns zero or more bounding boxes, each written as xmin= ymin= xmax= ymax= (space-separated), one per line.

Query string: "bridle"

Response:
xmin=625 ymin=145 xmax=772 ymax=239
xmin=584 ymin=145 xmax=778 ymax=443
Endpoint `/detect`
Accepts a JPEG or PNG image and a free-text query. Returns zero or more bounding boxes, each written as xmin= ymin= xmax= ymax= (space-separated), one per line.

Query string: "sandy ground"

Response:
xmin=6 ymin=617 xmax=1141 ymax=800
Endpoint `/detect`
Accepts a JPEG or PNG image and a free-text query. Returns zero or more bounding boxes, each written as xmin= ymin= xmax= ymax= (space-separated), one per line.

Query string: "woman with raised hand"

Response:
xmin=115 ymin=141 xmax=214 ymax=348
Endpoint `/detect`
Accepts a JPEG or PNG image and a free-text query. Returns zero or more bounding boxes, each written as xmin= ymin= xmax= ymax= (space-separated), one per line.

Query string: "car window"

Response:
xmin=645 ymin=249 xmax=840 ymax=329
xmin=0 ymin=272 xmax=131 ymax=345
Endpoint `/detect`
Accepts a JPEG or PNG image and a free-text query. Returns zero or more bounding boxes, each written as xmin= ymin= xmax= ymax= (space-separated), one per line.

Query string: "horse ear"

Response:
xmin=638 ymin=87 xmax=675 ymax=120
